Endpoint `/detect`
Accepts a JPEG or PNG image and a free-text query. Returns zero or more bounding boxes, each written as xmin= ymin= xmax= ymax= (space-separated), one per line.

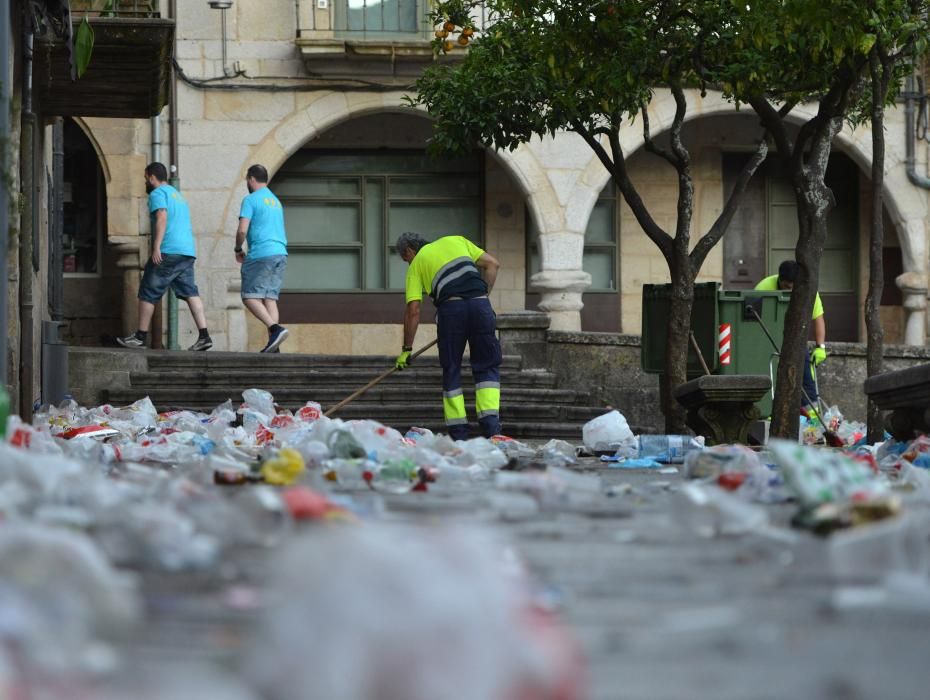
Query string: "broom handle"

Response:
xmin=323 ymin=339 xmax=439 ymax=417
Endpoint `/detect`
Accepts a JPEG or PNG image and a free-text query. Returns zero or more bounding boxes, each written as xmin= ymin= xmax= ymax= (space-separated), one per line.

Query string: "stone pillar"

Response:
xmin=897 ymin=271 xmax=928 ymax=346
xmin=530 ymin=230 xmax=590 ymax=332
xmin=226 ymin=276 xmax=247 ymax=352
xmin=111 ymin=238 xmax=142 ymax=336
xmin=496 ymin=311 xmax=550 ymax=369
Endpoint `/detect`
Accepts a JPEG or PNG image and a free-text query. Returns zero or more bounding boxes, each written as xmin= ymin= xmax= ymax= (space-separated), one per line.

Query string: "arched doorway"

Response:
xmin=264 ymin=111 xmax=528 ymax=351
xmin=60 ymin=118 xmax=118 ymax=345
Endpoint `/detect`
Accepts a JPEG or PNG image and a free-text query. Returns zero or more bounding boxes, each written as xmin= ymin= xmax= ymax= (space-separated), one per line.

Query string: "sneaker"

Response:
xmin=261 ymin=326 xmax=289 ymax=353
xmin=188 ymin=336 xmax=213 ymax=352
xmin=116 ymin=334 xmax=145 ymax=349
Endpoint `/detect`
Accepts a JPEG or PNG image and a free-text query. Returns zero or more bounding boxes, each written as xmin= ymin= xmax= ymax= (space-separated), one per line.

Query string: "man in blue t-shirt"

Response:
xmin=117 ymin=162 xmax=213 ymax=351
xmin=235 ymin=164 xmax=289 ymax=353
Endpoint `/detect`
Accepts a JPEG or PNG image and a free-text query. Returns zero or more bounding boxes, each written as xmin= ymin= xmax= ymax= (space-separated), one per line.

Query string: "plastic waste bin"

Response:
xmin=641 ymin=282 xmax=791 ymax=416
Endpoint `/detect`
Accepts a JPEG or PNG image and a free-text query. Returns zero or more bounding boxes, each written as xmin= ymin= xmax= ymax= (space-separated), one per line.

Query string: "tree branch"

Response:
xmin=691 ymin=136 xmax=769 ymax=269
xmin=668 ymin=83 xmax=694 ymax=245
xmin=641 ymin=106 xmax=677 ymax=167
xmin=748 ymin=95 xmax=792 ymax=158
xmin=572 ymin=119 xmax=672 ymax=257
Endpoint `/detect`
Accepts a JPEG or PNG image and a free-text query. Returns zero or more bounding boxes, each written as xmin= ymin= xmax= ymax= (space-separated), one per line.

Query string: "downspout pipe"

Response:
xmin=167 ymin=0 xmax=179 ymax=351
xmin=50 ymin=118 xmax=63 ymax=322
xmin=149 ymin=112 xmax=164 ymax=346
xmin=904 ymin=75 xmax=930 ymax=189
xmin=19 ymin=20 xmax=36 ymax=416
xmin=0 ymin=0 xmax=12 ymax=389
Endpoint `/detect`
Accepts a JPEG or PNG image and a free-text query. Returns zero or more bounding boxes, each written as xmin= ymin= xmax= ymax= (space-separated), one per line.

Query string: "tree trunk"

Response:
xmin=865 ymin=50 xmax=889 ymax=442
xmin=662 ymin=249 xmax=695 ymax=434
xmin=770 ymin=170 xmax=834 ymax=438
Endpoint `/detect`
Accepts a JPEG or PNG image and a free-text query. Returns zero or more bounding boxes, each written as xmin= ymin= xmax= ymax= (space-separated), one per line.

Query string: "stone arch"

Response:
xmin=222 ymin=91 xmax=562 ymax=241
xmin=571 ymin=90 xmax=926 ymax=277
xmin=69 ymin=117 xmax=112 ymax=183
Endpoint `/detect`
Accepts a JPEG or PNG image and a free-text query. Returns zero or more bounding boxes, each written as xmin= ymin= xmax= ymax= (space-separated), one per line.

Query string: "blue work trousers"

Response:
xmin=437 ymin=297 xmax=502 ymax=440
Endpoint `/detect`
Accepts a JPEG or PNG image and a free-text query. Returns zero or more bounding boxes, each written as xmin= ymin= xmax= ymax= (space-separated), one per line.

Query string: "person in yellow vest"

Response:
xmin=755 ymin=260 xmax=826 ymax=407
xmin=395 ymin=232 xmax=503 ymax=440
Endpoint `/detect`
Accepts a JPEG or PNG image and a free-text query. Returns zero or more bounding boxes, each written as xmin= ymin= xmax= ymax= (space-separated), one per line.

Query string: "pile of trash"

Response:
xmin=0 ymin=389 xmax=590 ymax=699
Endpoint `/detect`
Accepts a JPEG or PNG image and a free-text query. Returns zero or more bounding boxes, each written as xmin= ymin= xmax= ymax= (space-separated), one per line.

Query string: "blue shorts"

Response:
xmin=241 ymin=255 xmax=287 ymax=300
xmin=138 ymin=254 xmax=199 ymax=304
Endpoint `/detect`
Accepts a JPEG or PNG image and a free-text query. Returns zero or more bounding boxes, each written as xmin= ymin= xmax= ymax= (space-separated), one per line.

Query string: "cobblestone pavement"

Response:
xmin=135 ymin=463 xmax=930 ymax=700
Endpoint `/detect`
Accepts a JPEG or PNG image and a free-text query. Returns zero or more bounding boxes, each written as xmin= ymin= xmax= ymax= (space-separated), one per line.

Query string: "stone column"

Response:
xmin=530 ymin=230 xmax=590 ymax=332
xmin=110 ymin=238 xmax=142 ymax=336
xmin=226 ymin=276 xmax=247 ymax=352
xmin=897 ymin=271 xmax=928 ymax=346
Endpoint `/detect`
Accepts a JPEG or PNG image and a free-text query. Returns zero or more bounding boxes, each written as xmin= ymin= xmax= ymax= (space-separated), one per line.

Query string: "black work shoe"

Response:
xmin=188 ymin=336 xmax=213 ymax=351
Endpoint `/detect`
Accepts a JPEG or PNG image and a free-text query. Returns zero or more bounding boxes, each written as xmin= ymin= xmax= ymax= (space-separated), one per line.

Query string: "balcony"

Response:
xmin=296 ymin=0 xmax=489 ymax=80
xmin=33 ymin=1 xmax=174 ymax=118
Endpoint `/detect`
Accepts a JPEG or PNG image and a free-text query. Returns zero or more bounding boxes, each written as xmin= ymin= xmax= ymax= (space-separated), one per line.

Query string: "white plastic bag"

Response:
xmin=582 ymin=410 xmax=634 ymax=453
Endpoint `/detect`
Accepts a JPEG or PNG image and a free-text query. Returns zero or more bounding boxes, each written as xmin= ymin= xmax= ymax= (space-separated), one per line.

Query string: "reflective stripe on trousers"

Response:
xmin=437 ymin=296 xmax=503 ymax=440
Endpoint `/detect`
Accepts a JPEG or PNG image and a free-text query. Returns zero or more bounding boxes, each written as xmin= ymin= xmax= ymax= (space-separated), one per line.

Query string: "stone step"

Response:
xmin=126 ymin=368 xmax=559 ymax=390
xmin=144 ymin=351 xmax=525 ymax=371
xmin=105 ymin=385 xmax=581 ymax=407
xmin=104 ymin=350 xmax=605 ymax=440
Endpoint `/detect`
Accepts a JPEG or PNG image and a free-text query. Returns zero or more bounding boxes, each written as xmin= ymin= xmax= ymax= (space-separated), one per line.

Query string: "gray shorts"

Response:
xmin=241 ymin=255 xmax=287 ymax=300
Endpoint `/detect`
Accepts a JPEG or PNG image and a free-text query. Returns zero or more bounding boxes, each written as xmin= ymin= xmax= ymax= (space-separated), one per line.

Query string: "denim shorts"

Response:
xmin=241 ymin=255 xmax=287 ymax=300
xmin=138 ymin=254 xmax=199 ymax=304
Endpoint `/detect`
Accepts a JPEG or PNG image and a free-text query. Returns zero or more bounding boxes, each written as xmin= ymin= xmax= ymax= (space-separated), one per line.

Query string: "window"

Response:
xmin=333 ymin=0 xmax=425 ymax=38
xmin=273 ymin=151 xmax=483 ymax=292
xmin=526 ymin=183 xmax=618 ymax=292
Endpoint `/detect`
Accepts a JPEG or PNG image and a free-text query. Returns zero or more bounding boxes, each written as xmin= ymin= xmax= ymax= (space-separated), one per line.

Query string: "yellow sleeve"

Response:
xmin=405 ymin=261 xmax=424 ymax=304
xmin=812 ymin=292 xmax=824 ymax=319
xmin=461 ymin=237 xmax=486 ymax=262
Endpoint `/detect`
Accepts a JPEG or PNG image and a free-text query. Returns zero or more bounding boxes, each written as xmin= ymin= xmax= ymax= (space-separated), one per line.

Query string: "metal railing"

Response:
xmin=69 ymin=0 xmax=160 ymax=18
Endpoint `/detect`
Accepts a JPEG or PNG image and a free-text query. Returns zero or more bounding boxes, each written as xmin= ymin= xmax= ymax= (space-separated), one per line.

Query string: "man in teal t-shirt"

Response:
xmin=235 ymin=164 xmax=289 ymax=353
xmin=117 ymin=162 xmax=212 ymax=351
xmin=755 ymin=260 xmax=827 ymax=407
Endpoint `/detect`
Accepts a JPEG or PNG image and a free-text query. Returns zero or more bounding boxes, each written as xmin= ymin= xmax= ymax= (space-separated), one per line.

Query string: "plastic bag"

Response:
xmin=260 ymin=448 xmax=306 ymax=486
xmin=582 ymin=410 xmax=634 ymax=453
xmin=241 ymin=388 xmax=276 ymax=420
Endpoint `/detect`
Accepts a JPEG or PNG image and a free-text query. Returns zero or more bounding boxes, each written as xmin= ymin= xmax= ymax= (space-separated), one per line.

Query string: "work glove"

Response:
xmin=395 ymin=350 xmax=412 ymax=370
xmin=812 ymin=346 xmax=827 ymax=366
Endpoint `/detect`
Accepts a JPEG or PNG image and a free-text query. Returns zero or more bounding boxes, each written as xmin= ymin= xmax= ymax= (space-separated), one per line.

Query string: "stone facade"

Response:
xmin=65 ymin=2 xmax=930 ymax=358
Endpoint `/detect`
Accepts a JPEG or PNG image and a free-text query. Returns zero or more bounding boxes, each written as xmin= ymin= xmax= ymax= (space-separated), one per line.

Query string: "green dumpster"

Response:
xmin=641 ymin=282 xmax=791 ymax=417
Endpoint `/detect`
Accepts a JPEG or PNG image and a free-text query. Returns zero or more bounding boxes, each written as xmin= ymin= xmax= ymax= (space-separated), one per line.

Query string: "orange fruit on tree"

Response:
xmin=462 ymin=26 xmax=474 ymax=37
xmin=435 ymin=29 xmax=448 ymax=38
xmin=443 ymin=20 xmax=455 ymax=32
xmin=457 ymin=35 xmax=469 ymax=46
xmin=443 ymin=40 xmax=454 ymax=52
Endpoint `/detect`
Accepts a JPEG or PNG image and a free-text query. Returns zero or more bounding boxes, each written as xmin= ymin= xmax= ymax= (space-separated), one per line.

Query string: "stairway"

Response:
xmin=102 ymin=351 xmax=606 ymax=440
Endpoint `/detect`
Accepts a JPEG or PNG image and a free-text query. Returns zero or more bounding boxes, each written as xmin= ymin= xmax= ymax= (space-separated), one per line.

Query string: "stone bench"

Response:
xmin=863 ymin=362 xmax=930 ymax=441
xmin=674 ymin=374 xmax=773 ymax=446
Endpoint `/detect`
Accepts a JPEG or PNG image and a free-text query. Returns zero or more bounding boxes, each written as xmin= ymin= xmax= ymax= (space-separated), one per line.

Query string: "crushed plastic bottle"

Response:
xmin=638 ymin=434 xmax=705 ymax=464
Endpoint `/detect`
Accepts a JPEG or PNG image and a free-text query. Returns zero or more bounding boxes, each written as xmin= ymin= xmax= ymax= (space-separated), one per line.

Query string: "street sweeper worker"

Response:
xmin=755 ymin=259 xmax=827 ymax=407
xmin=394 ymin=232 xmax=503 ymax=441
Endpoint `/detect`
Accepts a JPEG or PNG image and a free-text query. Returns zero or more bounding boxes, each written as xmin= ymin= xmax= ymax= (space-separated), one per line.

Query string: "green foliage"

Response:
xmin=412 ymin=0 xmax=930 ymax=155
xmin=411 ymin=0 xmax=735 ymax=154
xmin=75 ymin=16 xmax=95 ymax=79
